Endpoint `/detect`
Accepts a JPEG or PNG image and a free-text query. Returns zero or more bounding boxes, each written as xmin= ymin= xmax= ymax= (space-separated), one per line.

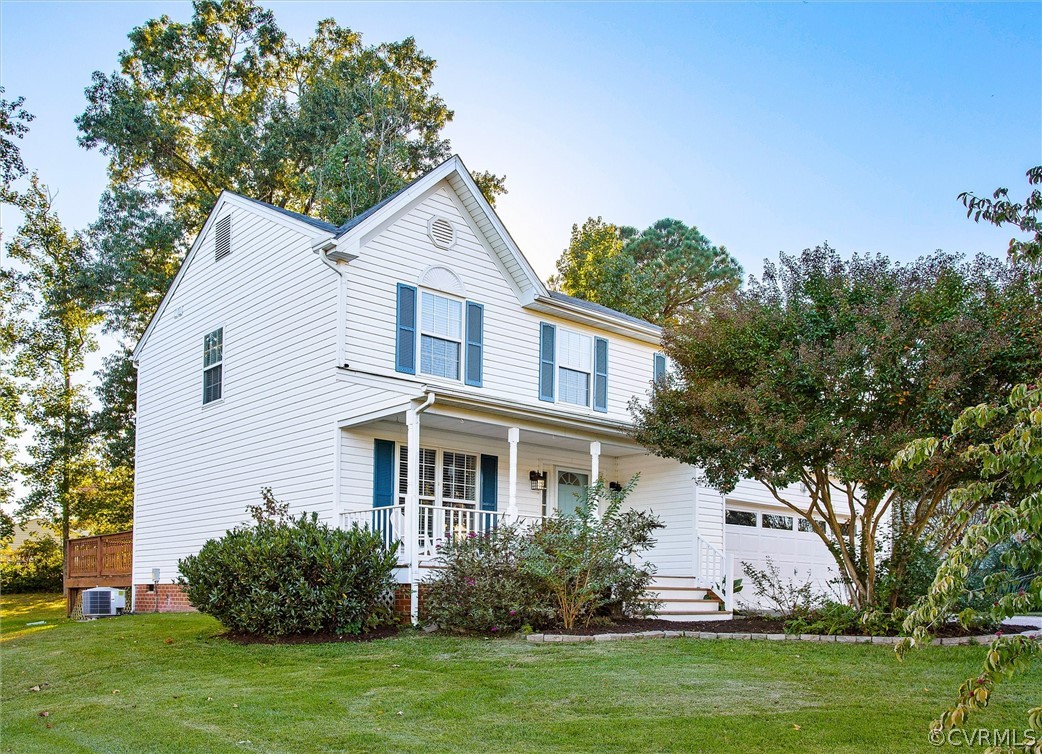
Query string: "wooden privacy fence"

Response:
xmin=65 ymin=530 xmax=133 ymax=617
xmin=66 ymin=530 xmax=132 ymax=587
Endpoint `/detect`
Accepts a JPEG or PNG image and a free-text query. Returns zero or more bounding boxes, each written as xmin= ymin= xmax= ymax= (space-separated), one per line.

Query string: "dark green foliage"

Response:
xmin=425 ymin=479 xmax=662 ymax=632
xmin=876 ymin=536 xmax=940 ymax=610
xmin=178 ymin=489 xmax=399 ymax=637
xmin=424 ymin=524 xmax=552 ymax=635
xmin=520 ymin=479 xmax=662 ymax=630
xmin=550 ymin=216 xmax=741 ymax=326
xmin=0 ymin=534 xmax=63 ymax=593
xmin=634 ymin=245 xmax=1042 ymax=608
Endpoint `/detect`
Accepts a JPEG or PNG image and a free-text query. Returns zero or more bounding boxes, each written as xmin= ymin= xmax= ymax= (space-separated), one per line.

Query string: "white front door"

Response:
xmin=555 ymin=469 xmax=589 ymax=517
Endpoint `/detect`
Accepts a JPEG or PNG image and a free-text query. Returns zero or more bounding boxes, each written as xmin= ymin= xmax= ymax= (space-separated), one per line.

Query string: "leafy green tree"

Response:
xmin=549 ymin=217 xmax=635 ymax=311
xmin=7 ymin=176 xmax=104 ymax=581
xmin=0 ymin=87 xmax=34 ymax=207
xmin=895 ymin=167 xmax=1042 ymax=750
xmin=86 ymin=186 xmax=185 ymax=465
xmin=77 ymin=0 xmax=504 ymax=231
xmin=0 ymin=88 xmax=35 ymax=508
xmin=550 ymin=217 xmax=740 ymax=325
xmin=633 ymin=245 xmax=1042 ymax=609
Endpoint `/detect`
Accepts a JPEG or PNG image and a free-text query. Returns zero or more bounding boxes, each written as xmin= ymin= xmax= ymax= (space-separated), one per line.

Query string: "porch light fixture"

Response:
xmin=529 ymin=470 xmax=547 ymax=490
xmin=609 ymin=481 xmax=623 ymax=492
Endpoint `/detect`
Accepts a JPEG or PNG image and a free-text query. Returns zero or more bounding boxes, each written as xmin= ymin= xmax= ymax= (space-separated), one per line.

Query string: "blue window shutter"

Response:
xmin=593 ymin=337 xmax=609 ymax=413
xmin=654 ymin=352 xmax=667 ymax=383
xmin=480 ymin=454 xmax=498 ymax=512
xmin=465 ymin=302 xmax=484 ymax=387
xmin=538 ymin=323 xmax=556 ymax=402
xmin=373 ymin=439 xmax=395 ymax=507
xmin=395 ymin=284 xmax=417 ymax=374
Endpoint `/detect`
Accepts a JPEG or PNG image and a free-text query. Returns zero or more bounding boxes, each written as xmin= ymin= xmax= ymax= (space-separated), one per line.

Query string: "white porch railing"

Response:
xmin=696 ymin=536 xmax=735 ymax=612
xmin=341 ymin=505 xmax=547 ymax=566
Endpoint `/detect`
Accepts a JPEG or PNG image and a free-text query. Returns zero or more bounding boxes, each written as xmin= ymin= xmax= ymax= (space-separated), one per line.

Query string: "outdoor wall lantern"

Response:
xmin=529 ymin=470 xmax=547 ymax=490
xmin=609 ymin=481 xmax=623 ymax=492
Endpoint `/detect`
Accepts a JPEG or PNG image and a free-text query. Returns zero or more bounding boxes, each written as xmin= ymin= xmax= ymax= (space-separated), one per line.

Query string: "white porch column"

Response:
xmin=405 ymin=408 xmax=420 ymax=623
xmin=590 ymin=441 xmax=602 ymax=516
xmin=506 ymin=427 xmax=520 ymax=521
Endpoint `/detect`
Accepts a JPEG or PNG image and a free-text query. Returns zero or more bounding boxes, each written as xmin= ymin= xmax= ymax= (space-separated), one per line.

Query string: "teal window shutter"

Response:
xmin=395 ymin=284 xmax=417 ymax=374
xmin=538 ymin=323 xmax=556 ymax=401
xmin=593 ymin=337 xmax=608 ymax=412
xmin=480 ymin=454 xmax=498 ymax=512
xmin=480 ymin=453 xmax=498 ymax=529
xmin=654 ymin=352 xmax=667 ymax=383
xmin=373 ymin=439 xmax=395 ymax=507
xmin=465 ymin=302 xmax=484 ymax=387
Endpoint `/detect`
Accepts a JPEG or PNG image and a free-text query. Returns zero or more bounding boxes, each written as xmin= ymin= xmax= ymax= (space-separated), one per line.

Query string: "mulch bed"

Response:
xmin=540 ymin=616 xmax=1037 ymax=638
xmin=221 ymin=625 xmax=400 ymax=645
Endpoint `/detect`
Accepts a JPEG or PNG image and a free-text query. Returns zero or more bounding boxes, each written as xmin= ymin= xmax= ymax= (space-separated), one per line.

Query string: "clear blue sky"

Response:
xmin=1 ymin=1 xmax=1040 ymax=282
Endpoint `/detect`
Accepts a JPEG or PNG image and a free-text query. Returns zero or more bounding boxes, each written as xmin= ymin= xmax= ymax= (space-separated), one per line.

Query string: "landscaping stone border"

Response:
xmin=526 ymin=630 xmax=1029 ymax=646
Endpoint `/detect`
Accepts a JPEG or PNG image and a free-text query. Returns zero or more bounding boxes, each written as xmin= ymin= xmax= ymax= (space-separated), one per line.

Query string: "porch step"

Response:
xmin=645 ymin=574 xmax=730 ymax=621
xmin=656 ymin=610 xmax=734 ymax=623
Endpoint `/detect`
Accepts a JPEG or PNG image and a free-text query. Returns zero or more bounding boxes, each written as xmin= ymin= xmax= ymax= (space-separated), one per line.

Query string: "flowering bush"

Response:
xmin=424 ymin=524 xmax=552 ymax=634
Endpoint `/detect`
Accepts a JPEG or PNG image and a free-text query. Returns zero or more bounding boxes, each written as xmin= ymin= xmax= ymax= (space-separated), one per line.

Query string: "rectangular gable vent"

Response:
xmin=214 ymin=215 xmax=232 ymax=262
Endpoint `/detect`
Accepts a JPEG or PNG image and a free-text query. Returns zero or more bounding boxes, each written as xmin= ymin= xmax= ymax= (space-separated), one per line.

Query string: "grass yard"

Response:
xmin=2 ymin=593 xmax=1039 ymax=754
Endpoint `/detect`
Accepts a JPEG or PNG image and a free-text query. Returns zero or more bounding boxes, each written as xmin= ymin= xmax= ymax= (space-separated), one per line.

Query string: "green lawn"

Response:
xmin=2 ymin=593 xmax=1039 ymax=753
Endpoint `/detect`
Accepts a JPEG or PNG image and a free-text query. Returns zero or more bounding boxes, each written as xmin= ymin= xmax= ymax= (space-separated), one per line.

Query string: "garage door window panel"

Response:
xmin=762 ymin=514 xmax=794 ymax=530
xmin=725 ymin=509 xmax=756 ymax=527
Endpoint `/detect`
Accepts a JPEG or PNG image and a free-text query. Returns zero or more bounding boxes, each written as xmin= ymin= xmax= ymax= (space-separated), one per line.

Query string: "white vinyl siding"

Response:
xmin=342 ymin=184 xmax=660 ymax=424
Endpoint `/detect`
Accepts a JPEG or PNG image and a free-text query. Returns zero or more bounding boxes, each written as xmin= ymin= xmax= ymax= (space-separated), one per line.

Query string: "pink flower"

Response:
xmin=491 ymin=626 xmax=498 ymax=633
xmin=465 ymin=577 xmax=476 ymax=586
xmin=509 ymin=610 xmax=517 ymax=617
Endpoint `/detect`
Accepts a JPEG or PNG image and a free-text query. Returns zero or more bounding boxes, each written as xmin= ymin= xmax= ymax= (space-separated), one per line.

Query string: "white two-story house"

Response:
xmin=131 ymin=156 xmax=844 ymax=620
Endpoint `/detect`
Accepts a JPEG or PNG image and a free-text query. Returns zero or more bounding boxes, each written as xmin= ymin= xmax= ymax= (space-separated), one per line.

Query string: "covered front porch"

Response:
xmin=333 ymin=389 xmax=733 ymax=621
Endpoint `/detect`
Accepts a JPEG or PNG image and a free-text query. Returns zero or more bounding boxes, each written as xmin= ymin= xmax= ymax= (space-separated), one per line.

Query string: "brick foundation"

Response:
xmin=392 ymin=583 xmax=430 ymax=622
xmin=133 ymin=583 xmax=196 ymax=613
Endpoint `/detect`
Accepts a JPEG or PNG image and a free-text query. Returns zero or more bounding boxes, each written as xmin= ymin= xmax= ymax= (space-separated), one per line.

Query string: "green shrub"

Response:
xmin=178 ymin=489 xmax=398 ymax=637
xmin=521 ymin=478 xmax=663 ymax=630
xmin=424 ymin=524 xmax=553 ymax=635
xmin=785 ymin=602 xmax=860 ymax=635
xmin=742 ymin=556 xmax=824 ymax=620
xmin=0 ymin=534 xmax=63 ymax=593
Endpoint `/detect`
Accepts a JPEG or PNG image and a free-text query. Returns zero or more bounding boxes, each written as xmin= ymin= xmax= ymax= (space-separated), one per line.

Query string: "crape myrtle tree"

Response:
xmin=77 ymin=0 xmax=506 ymax=477
xmin=550 ymin=217 xmax=741 ymax=326
xmin=896 ymin=167 xmax=1042 ymax=749
xmin=632 ymin=245 xmax=1042 ymax=610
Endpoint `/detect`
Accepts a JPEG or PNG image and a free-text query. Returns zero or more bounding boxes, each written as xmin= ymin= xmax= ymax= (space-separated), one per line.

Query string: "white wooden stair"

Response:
xmin=644 ymin=575 xmax=732 ymax=622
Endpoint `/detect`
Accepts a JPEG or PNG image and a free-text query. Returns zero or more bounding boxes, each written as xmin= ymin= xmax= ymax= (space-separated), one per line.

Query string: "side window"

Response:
xmin=202 ymin=328 xmax=223 ymax=404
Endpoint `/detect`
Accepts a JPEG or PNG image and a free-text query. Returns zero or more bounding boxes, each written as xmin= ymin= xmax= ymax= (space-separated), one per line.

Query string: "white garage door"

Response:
xmin=725 ymin=505 xmax=846 ymax=610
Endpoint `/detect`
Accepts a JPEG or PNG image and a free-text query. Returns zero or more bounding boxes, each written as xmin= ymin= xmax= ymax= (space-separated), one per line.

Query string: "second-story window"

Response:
xmin=420 ymin=291 xmax=462 ymax=380
xmin=558 ymin=328 xmax=592 ymax=406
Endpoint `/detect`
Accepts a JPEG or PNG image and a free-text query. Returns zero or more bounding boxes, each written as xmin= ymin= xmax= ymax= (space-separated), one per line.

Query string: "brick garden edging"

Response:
xmin=525 ymin=630 xmax=1020 ymax=645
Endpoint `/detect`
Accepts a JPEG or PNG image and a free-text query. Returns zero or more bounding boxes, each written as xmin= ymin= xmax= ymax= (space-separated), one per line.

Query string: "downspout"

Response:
xmin=317 ymin=244 xmax=346 ymax=368
xmin=409 ymin=391 xmax=436 ymax=623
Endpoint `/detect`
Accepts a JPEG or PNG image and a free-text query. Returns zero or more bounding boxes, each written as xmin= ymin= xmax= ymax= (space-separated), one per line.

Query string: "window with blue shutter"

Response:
xmin=654 ymin=352 xmax=667 ymax=384
xmin=373 ymin=439 xmax=396 ymax=507
xmin=395 ymin=284 xmax=417 ymax=374
xmin=593 ymin=337 xmax=609 ymax=412
xmin=465 ymin=302 xmax=484 ymax=387
xmin=539 ymin=322 xmax=556 ymax=402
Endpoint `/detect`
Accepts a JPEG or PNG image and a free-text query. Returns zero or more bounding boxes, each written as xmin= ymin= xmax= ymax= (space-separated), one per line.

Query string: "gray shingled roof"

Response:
xmin=546 ymin=291 xmax=661 ymax=331
xmin=232 ymin=173 xmax=424 ymax=239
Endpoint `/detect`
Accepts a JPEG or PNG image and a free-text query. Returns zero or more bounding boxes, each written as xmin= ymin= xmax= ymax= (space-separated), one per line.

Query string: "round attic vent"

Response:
xmin=427 ymin=216 xmax=457 ymax=249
